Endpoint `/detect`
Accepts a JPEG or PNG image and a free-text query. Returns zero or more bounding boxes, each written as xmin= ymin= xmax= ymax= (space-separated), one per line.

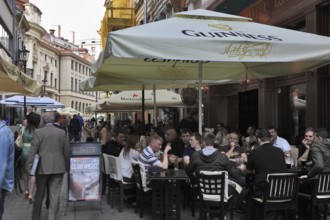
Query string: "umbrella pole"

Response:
xmin=24 ymin=96 xmax=27 ymax=117
xmin=198 ymin=62 xmax=202 ymax=134
xmin=153 ymin=85 xmax=157 ymax=127
xmin=142 ymin=86 xmax=145 ymax=133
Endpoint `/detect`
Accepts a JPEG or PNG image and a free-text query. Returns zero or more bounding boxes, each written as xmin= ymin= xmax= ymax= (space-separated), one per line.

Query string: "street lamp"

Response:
xmin=18 ymin=46 xmax=30 ymax=74
xmin=42 ymin=76 xmax=47 ymax=97
xmin=18 ymin=45 xmax=30 ymax=116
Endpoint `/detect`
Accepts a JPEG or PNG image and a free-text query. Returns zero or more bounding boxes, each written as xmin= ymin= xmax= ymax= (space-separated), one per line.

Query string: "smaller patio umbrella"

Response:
xmin=0 ymin=95 xmax=65 ymax=109
xmin=57 ymin=107 xmax=83 ymax=116
xmin=90 ymin=90 xmax=185 ymax=112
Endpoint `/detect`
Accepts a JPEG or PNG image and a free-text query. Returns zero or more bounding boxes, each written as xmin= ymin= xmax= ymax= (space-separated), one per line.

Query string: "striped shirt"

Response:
xmin=139 ymin=146 xmax=161 ymax=172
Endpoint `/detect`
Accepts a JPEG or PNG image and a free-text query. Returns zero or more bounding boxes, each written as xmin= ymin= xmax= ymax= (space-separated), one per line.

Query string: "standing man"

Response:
xmin=0 ymin=117 xmax=14 ymax=220
xmin=69 ymin=115 xmax=81 ymax=142
xmin=27 ymin=111 xmax=70 ymax=220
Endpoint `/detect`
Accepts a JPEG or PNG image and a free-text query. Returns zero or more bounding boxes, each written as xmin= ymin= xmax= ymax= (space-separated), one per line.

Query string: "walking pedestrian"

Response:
xmin=26 ymin=111 xmax=70 ymax=220
xmin=0 ymin=116 xmax=15 ymax=220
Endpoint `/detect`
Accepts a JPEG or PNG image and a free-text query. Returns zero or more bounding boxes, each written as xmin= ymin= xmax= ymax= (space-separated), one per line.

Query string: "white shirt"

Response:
xmin=119 ymin=148 xmax=140 ymax=179
xmin=273 ymin=136 xmax=291 ymax=152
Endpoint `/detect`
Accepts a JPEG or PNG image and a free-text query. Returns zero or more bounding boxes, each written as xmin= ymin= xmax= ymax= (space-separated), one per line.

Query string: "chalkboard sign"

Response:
xmin=68 ymin=143 xmax=101 ymax=201
xmin=71 ymin=142 xmax=101 ymax=156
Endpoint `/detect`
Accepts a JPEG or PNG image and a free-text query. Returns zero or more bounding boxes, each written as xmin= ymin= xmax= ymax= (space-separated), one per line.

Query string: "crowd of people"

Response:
xmin=1 ymin=111 xmax=330 ymax=220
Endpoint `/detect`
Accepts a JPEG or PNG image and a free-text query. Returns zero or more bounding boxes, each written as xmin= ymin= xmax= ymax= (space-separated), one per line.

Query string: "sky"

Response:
xmin=33 ymin=0 xmax=105 ymax=41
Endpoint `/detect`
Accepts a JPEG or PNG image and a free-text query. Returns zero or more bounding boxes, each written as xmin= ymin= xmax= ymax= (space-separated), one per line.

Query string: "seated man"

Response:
xmin=219 ymin=131 xmax=247 ymax=164
xmin=246 ymin=129 xmax=286 ymax=219
xmin=300 ymin=128 xmax=330 ymax=180
xmin=183 ymin=132 xmax=202 ymax=166
xmin=187 ymin=132 xmax=245 ymax=193
xmin=268 ymin=126 xmax=292 ymax=164
xmin=298 ymin=128 xmax=330 ymax=219
xmin=139 ymin=135 xmax=171 ymax=172
xmin=246 ymin=129 xmax=286 ymax=198
xmin=102 ymin=130 xmax=125 ymax=157
xmin=162 ymin=128 xmax=185 ymax=166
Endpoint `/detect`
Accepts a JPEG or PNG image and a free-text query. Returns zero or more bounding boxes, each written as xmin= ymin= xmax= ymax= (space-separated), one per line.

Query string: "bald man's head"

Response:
xmin=165 ymin=128 xmax=177 ymax=142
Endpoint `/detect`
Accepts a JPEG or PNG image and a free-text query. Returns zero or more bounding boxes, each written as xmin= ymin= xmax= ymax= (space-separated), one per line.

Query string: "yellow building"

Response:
xmin=99 ymin=0 xmax=136 ymax=48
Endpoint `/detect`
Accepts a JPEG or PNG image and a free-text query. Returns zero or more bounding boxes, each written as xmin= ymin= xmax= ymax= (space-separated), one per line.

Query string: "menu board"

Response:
xmin=69 ymin=157 xmax=100 ymax=201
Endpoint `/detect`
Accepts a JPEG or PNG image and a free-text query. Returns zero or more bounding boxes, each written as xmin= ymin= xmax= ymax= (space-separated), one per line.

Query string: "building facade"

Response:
xmin=187 ymin=0 xmax=330 ymax=144
xmin=23 ymin=2 xmax=98 ymax=114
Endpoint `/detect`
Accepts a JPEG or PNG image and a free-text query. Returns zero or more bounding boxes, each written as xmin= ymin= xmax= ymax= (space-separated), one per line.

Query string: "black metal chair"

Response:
xmin=298 ymin=171 xmax=330 ymax=220
xmin=247 ymin=173 xmax=299 ymax=220
xmin=131 ymin=160 xmax=151 ymax=218
xmin=196 ymin=170 xmax=233 ymax=220
xmin=182 ymin=165 xmax=198 ymax=217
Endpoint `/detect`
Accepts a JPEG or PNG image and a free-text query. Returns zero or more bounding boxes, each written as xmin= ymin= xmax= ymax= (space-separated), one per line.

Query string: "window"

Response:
xmin=0 ymin=24 xmax=10 ymax=50
xmin=45 ymin=54 xmax=47 ymax=61
xmin=71 ymin=77 xmax=74 ymax=91
xmin=50 ymin=73 xmax=53 ymax=86
xmin=54 ymin=78 xmax=57 ymax=89
xmin=75 ymin=79 xmax=77 ymax=92
xmin=71 ymin=60 xmax=74 ymax=70
xmin=75 ymin=62 xmax=78 ymax=71
xmin=55 ymin=60 xmax=57 ymax=67
xmin=278 ymin=83 xmax=306 ymax=145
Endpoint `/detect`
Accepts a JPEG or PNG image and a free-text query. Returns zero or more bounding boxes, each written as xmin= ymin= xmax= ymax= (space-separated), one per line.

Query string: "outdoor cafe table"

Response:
xmin=147 ymin=169 xmax=189 ymax=220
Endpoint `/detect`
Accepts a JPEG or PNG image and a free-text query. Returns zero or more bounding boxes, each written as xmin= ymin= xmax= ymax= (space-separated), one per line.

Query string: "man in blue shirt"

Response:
xmin=0 ymin=117 xmax=14 ymax=220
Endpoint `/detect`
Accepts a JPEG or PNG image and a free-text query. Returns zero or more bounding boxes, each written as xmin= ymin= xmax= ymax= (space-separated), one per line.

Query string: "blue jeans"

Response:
xmin=0 ymin=189 xmax=8 ymax=220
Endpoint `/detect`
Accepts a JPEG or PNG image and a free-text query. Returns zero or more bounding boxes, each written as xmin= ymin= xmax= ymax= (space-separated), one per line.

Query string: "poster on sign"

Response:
xmin=69 ymin=157 xmax=100 ymax=201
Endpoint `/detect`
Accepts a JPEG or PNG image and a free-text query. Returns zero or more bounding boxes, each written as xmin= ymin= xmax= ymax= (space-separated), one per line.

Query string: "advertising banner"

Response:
xmin=69 ymin=157 xmax=100 ymax=201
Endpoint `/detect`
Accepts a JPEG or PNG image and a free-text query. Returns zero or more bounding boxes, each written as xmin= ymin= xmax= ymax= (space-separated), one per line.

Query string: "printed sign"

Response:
xmin=69 ymin=157 xmax=100 ymax=201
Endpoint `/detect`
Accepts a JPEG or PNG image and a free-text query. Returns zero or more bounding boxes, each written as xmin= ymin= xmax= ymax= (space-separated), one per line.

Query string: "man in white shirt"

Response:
xmin=268 ymin=127 xmax=292 ymax=164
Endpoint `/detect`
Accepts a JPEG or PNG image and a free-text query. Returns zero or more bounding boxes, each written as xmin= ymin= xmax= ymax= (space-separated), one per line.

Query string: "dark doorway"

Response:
xmin=238 ymin=89 xmax=258 ymax=136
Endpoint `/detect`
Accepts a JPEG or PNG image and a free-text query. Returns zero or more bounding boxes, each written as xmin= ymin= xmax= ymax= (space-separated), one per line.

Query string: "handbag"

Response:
xmin=15 ymin=127 xmax=24 ymax=148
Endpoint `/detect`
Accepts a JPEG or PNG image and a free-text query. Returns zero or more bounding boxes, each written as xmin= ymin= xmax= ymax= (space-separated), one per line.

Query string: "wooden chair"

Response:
xmin=298 ymin=172 xmax=330 ymax=220
xmin=102 ymin=153 xmax=113 ymax=204
xmin=247 ymin=173 xmax=299 ymax=220
xmin=107 ymin=154 xmax=136 ymax=212
xmin=131 ymin=160 xmax=152 ymax=218
xmin=196 ymin=170 xmax=233 ymax=220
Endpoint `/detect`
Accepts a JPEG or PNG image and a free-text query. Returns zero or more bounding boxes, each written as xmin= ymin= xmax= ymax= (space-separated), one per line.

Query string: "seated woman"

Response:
xmin=118 ymin=134 xmax=140 ymax=182
xmin=241 ymin=126 xmax=257 ymax=152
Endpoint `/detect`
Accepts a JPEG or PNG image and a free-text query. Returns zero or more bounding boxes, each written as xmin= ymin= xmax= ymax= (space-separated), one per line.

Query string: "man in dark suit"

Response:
xmin=27 ymin=111 xmax=70 ymax=220
xmin=246 ymin=128 xmax=286 ymax=197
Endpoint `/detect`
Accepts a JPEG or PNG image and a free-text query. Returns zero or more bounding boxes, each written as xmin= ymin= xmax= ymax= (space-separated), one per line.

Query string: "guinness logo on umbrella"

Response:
xmin=208 ymin=24 xmax=232 ymax=31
